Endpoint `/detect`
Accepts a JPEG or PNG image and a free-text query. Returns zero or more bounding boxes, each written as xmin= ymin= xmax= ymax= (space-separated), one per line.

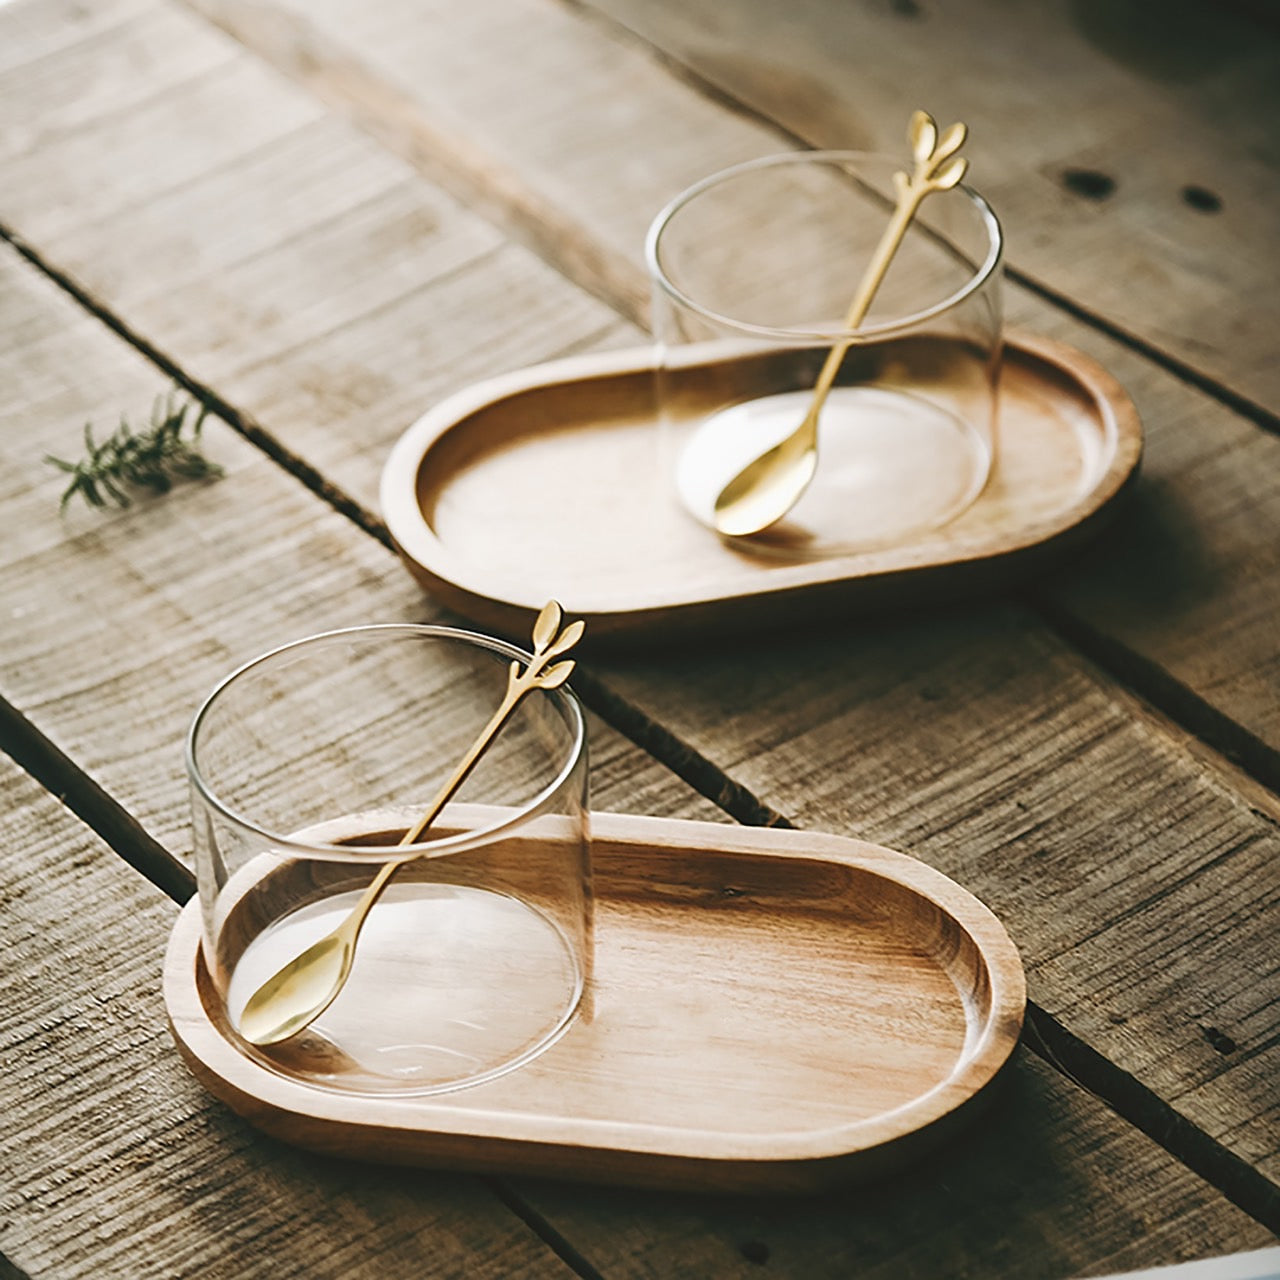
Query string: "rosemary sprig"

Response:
xmin=46 ymin=391 xmax=223 ymax=510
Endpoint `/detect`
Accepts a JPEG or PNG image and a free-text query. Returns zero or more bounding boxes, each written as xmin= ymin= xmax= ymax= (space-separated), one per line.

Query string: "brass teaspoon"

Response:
xmin=237 ymin=601 xmax=586 ymax=1047
xmin=711 ymin=111 xmax=970 ymax=538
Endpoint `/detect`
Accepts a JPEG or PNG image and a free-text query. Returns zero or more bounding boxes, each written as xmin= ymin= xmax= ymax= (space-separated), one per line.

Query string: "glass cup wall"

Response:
xmin=187 ymin=624 xmax=591 ymax=1097
xmin=647 ymin=151 xmax=1003 ymax=558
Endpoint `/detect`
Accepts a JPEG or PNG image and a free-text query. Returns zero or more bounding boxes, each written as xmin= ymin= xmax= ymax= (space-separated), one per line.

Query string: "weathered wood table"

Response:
xmin=2 ymin=0 xmax=1277 ymax=1275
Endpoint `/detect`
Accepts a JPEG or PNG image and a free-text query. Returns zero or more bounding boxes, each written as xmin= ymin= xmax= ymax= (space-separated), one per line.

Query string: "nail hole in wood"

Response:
xmin=1062 ymin=168 xmax=1116 ymax=200
xmin=1181 ymin=184 xmax=1222 ymax=213
xmin=1200 ymin=1024 xmax=1238 ymax=1054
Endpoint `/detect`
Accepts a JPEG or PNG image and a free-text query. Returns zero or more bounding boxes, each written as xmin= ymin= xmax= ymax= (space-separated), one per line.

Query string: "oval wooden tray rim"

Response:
xmin=380 ymin=331 xmax=1142 ymax=625
xmin=165 ymin=813 xmax=1026 ymax=1172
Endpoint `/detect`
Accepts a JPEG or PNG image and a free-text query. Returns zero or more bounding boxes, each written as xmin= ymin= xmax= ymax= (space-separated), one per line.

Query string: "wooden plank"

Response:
xmin=582 ymin=0 xmax=1280 ymax=415
xmin=0 ymin=0 xmax=151 ymax=76
xmin=0 ymin=0 xmax=1276 ymax=1190
xmin=0 ymin=0 xmax=233 ymax=152
xmin=27 ymin=0 xmax=1275 ymax=775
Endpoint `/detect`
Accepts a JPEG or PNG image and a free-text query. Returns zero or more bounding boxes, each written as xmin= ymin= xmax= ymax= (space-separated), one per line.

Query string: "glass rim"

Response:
xmin=185 ymin=622 xmax=587 ymax=862
xmin=644 ymin=149 xmax=1004 ymax=343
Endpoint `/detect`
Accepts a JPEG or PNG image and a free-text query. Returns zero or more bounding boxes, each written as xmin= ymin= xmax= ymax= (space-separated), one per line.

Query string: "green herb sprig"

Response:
xmin=46 ymin=391 xmax=223 ymax=510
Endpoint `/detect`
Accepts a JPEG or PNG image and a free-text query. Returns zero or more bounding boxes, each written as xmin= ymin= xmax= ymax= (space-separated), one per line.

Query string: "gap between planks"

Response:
xmin=1025 ymin=594 xmax=1280 ymax=804
xmin=0 ymin=220 xmax=386 ymax=548
xmin=483 ymin=1180 xmax=608 ymax=1280
xmin=0 ymin=694 xmax=194 ymax=904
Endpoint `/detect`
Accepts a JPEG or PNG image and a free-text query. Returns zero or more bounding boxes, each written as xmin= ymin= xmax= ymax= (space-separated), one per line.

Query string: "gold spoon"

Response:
xmin=711 ymin=111 xmax=971 ymax=538
xmin=236 ymin=601 xmax=586 ymax=1047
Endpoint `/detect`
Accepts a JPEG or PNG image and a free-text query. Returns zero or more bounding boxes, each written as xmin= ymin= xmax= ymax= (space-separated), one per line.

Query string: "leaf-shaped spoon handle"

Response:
xmin=801 ymin=112 xmax=970 ymax=425
xmin=399 ymin=600 xmax=584 ymax=846
xmin=236 ymin=601 xmax=586 ymax=1047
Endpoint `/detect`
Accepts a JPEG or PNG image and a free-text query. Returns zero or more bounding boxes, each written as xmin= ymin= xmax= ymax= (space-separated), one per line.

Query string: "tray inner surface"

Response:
xmin=515 ymin=846 xmax=984 ymax=1136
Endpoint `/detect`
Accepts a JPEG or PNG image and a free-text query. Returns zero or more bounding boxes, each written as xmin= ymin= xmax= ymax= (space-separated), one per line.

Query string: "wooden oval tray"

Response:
xmin=380 ymin=332 xmax=1141 ymax=643
xmin=165 ymin=813 xmax=1026 ymax=1192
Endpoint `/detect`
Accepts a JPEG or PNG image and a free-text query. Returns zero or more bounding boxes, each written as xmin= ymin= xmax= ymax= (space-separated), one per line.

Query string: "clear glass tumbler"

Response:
xmin=187 ymin=624 xmax=591 ymax=1096
xmin=647 ymin=150 xmax=1003 ymax=559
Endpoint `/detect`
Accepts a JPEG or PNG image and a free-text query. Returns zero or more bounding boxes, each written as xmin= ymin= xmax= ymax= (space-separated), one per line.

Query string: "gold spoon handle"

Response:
xmin=337 ymin=602 xmax=585 ymax=944
xmin=804 ymin=111 xmax=971 ymax=436
xmin=709 ymin=112 xmax=972 ymax=538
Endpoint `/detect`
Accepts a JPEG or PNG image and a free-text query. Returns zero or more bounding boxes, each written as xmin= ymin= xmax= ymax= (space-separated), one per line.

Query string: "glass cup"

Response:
xmin=647 ymin=150 xmax=1003 ymax=559
xmin=186 ymin=624 xmax=591 ymax=1097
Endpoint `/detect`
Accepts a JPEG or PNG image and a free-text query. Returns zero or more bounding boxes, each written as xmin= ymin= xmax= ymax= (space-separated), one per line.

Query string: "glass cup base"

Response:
xmin=224 ymin=878 xmax=582 ymax=1096
xmin=674 ymin=385 xmax=992 ymax=560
